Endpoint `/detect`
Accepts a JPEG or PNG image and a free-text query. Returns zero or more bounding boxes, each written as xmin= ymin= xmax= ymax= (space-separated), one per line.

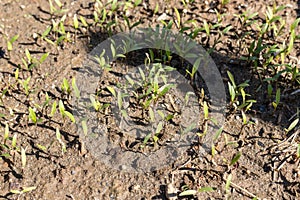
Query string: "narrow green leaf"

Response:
xmin=225 ymin=174 xmax=232 ymax=193
xmin=275 ymin=88 xmax=280 ymax=104
xmin=29 ymin=107 xmax=37 ymax=124
xmin=39 ymin=52 xmax=49 ymax=63
xmin=286 ymin=118 xmax=299 ymax=133
xmin=107 ymin=86 xmax=116 ymax=97
xmin=203 ymin=101 xmax=209 ymax=120
xmin=199 ymin=187 xmax=216 ymax=192
xmin=49 ymin=101 xmax=57 ymax=117
xmin=230 ymin=152 xmax=242 ymax=166
xmin=59 ymin=100 xmax=65 ymax=116
xmin=179 ymin=189 xmax=197 ymax=196
xmin=158 ymin=84 xmax=173 ymax=97
xmin=37 ymin=144 xmax=47 ymax=152
xmin=174 ymin=7 xmax=181 ymax=28
xmin=73 ymin=14 xmax=79 ymax=29
xmin=41 ymin=26 xmax=52 ymax=39
xmin=72 ymin=77 xmax=80 ymax=98
xmin=4 ymin=123 xmax=9 ymax=141
xmin=25 ymin=49 xmax=32 ymax=62
xmin=64 ymin=111 xmax=75 ymax=123
xmin=227 ymin=71 xmax=236 ymax=88
xmin=12 ymin=134 xmax=17 ymax=149
xmin=125 ymin=75 xmax=135 ymax=86
xmin=213 ymin=127 xmax=223 ymax=141
xmin=54 ymin=0 xmax=62 ymax=7
xmin=149 ymin=107 xmax=155 ymax=122
xmin=241 ymin=111 xmax=247 ymax=125
xmin=117 ymin=91 xmax=122 ymax=110
xmin=155 ymin=121 xmax=163 ymax=134
xmin=22 ymin=186 xmax=37 ymax=193
xmin=80 ymin=16 xmax=88 ymax=27
xmin=82 ymin=120 xmax=88 ymax=136
xmin=10 ymin=190 xmax=22 ymax=194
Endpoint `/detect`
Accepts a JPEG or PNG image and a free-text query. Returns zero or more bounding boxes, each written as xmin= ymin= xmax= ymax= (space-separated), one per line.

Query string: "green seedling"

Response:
xmin=286 ymin=18 xmax=300 ymax=55
xmin=141 ymin=121 xmax=164 ymax=148
xmin=82 ymin=120 xmax=88 ymax=136
xmin=122 ymin=16 xmax=141 ymax=31
xmin=72 ymin=77 xmax=80 ymax=98
xmin=267 ymin=84 xmax=273 ymax=98
xmin=22 ymin=49 xmax=49 ymax=70
xmin=186 ymin=57 xmax=201 ymax=81
xmin=28 ymin=107 xmax=38 ymax=124
xmin=90 ymin=95 xmax=110 ymax=112
xmin=48 ymin=0 xmax=67 ymax=15
xmin=12 ymin=134 xmax=17 ymax=150
xmin=284 ymin=118 xmax=299 ymax=133
xmin=225 ymin=174 xmax=232 ymax=194
xmin=49 ymin=100 xmax=57 ymax=117
xmin=213 ymin=127 xmax=223 ymax=142
xmin=95 ymin=50 xmax=112 ymax=72
xmin=0 ymin=88 xmax=8 ymax=105
xmin=19 ymin=76 xmax=31 ymax=96
xmin=56 ymin=127 xmax=66 ymax=154
xmin=61 ymin=78 xmax=71 ymax=95
xmin=7 ymin=35 xmax=19 ymax=52
xmin=58 ymin=100 xmax=75 ymax=123
xmin=272 ymin=88 xmax=280 ymax=110
xmin=10 ymin=186 xmax=36 ymax=195
xmin=227 ymin=71 xmax=256 ymax=111
xmin=174 ymin=7 xmax=181 ymax=29
xmin=211 ymin=144 xmax=216 ymax=157
xmin=80 ymin=16 xmax=88 ymax=27
xmin=73 ymin=14 xmax=79 ymax=29
xmin=106 ymin=86 xmax=116 ymax=97
xmin=184 ymin=91 xmax=195 ymax=106
xmin=230 ymin=151 xmax=242 ymax=166
xmin=37 ymin=144 xmax=48 ymax=152
xmin=220 ymin=0 xmax=230 ymax=8
xmin=203 ymin=101 xmax=209 ymax=120
xmin=132 ymin=0 xmax=142 ymax=7
xmin=3 ymin=123 xmax=9 ymax=144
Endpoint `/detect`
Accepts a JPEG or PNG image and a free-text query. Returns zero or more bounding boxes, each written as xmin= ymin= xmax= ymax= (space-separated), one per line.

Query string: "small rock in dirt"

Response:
xmin=157 ymin=13 xmax=170 ymax=21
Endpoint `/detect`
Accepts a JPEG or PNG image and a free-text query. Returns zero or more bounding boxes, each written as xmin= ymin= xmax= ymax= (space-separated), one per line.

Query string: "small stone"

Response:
xmin=157 ymin=13 xmax=170 ymax=21
xmin=32 ymin=32 xmax=38 ymax=39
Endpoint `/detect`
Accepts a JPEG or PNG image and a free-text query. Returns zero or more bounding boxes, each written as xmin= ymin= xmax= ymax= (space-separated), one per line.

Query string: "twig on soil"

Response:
xmin=229 ymin=181 xmax=261 ymax=200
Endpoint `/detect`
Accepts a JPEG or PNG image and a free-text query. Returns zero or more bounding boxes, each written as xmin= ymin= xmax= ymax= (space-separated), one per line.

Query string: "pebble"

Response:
xmin=157 ymin=13 xmax=170 ymax=21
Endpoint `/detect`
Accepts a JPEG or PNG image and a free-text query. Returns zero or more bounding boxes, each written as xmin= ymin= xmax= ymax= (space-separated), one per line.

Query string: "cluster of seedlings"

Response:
xmin=0 ymin=0 xmax=299 ymax=199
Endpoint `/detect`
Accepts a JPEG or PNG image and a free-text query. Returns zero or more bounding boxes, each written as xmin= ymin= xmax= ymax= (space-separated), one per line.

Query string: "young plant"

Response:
xmin=272 ymin=88 xmax=280 ymax=111
xmin=284 ymin=118 xmax=299 ymax=134
xmin=28 ymin=107 xmax=38 ymax=124
xmin=227 ymin=71 xmax=256 ymax=111
xmin=19 ymin=77 xmax=31 ymax=96
xmin=6 ymin=35 xmax=19 ymax=52
xmin=21 ymin=49 xmax=49 ymax=71
xmin=58 ymin=100 xmax=75 ymax=123
xmin=56 ymin=127 xmax=66 ymax=154
xmin=61 ymin=78 xmax=71 ymax=95
xmin=10 ymin=186 xmax=36 ymax=196
xmin=89 ymin=95 xmax=110 ymax=112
